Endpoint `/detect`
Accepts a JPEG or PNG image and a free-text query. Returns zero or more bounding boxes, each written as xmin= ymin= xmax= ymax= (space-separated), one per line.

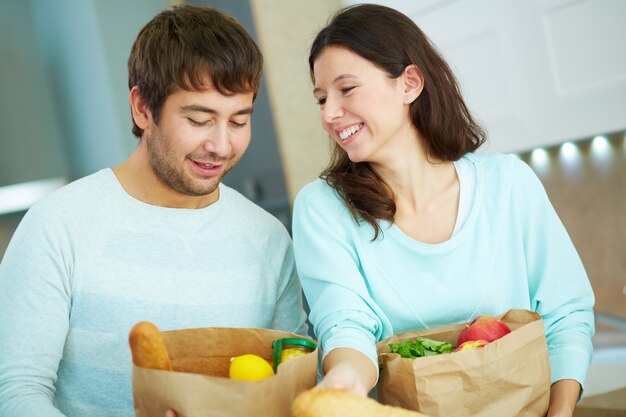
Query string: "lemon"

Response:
xmin=229 ymin=354 xmax=275 ymax=381
xmin=280 ymin=348 xmax=309 ymax=363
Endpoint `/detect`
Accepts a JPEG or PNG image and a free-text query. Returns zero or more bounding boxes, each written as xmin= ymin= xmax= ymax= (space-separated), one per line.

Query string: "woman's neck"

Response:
xmin=371 ymin=139 xmax=455 ymax=210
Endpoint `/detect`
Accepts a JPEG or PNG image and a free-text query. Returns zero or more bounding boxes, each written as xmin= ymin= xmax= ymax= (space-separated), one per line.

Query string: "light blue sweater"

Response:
xmin=292 ymin=153 xmax=594 ymax=388
xmin=0 ymin=169 xmax=308 ymax=417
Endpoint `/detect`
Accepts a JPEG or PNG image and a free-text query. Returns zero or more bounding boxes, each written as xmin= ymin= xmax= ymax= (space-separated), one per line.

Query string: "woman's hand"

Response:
xmin=318 ymin=347 xmax=377 ymax=397
xmin=318 ymin=362 xmax=369 ymax=397
xmin=546 ymin=379 xmax=581 ymax=417
xmin=165 ymin=410 xmax=177 ymax=417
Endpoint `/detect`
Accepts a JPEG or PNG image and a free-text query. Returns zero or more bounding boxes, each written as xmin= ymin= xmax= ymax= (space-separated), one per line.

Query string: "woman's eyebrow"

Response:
xmin=313 ymin=74 xmax=358 ymax=95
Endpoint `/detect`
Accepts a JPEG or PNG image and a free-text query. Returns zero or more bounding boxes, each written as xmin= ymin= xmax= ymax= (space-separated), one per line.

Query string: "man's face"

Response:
xmin=144 ymin=84 xmax=254 ymax=201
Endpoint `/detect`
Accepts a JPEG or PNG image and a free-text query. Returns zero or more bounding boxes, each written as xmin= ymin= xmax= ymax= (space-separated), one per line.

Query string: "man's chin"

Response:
xmin=184 ymin=176 xmax=223 ymax=197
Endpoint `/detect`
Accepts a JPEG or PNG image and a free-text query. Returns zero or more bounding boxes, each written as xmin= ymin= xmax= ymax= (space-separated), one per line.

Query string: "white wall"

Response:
xmin=0 ymin=1 xmax=68 ymax=186
xmin=29 ymin=0 xmax=170 ymax=178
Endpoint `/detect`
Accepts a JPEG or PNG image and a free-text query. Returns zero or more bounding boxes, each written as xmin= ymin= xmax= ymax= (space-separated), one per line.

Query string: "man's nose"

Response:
xmin=203 ymin=125 xmax=230 ymax=158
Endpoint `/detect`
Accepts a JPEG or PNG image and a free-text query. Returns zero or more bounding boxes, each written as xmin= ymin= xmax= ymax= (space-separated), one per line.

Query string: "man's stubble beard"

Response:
xmin=145 ymin=128 xmax=240 ymax=197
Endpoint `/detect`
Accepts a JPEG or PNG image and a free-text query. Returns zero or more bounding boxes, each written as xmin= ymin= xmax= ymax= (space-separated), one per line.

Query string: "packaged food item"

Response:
xmin=272 ymin=337 xmax=317 ymax=372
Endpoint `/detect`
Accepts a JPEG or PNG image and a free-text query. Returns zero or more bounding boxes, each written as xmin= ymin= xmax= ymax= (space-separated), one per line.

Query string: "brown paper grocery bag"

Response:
xmin=132 ymin=327 xmax=318 ymax=417
xmin=376 ymin=309 xmax=550 ymax=417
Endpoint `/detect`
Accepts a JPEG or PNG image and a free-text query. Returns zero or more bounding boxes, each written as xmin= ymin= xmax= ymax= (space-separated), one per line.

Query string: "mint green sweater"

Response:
xmin=292 ymin=153 xmax=594 ymax=388
xmin=0 ymin=169 xmax=308 ymax=417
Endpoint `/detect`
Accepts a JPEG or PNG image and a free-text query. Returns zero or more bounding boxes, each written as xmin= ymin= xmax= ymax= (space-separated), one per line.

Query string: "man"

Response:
xmin=0 ymin=5 xmax=307 ymax=417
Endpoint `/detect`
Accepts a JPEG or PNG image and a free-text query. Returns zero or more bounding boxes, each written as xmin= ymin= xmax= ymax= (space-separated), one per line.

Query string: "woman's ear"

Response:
xmin=402 ymin=64 xmax=424 ymax=104
xmin=129 ymin=86 xmax=151 ymax=131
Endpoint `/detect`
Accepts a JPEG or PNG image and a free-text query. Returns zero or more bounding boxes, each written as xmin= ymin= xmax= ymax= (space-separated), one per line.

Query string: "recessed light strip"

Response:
xmin=0 ymin=177 xmax=67 ymax=216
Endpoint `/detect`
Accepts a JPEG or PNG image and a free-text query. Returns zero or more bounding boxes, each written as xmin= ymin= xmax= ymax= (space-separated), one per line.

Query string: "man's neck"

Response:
xmin=111 ymin=146 xmax=220 ymax=209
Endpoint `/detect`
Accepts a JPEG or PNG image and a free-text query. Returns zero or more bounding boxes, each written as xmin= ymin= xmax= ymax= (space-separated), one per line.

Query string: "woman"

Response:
xmin=292 ymin=4 xmax=594 ymax=417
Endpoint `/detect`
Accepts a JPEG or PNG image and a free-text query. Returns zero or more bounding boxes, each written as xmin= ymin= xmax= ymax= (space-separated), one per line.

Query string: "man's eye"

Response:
xmin=187 ymin=118 xmax=209 ymax=127
xmin=230 ymin=120 xmax=247 ymax=128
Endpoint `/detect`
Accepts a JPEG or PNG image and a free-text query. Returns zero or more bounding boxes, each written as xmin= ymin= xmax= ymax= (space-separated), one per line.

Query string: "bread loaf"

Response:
xmin=292 ymin=389 xmax=429 ymax=417
xmin=128 ymin=321 xmax=173 ymax=371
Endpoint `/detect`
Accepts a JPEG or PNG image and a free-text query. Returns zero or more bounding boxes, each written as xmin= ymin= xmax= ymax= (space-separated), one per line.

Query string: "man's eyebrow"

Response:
xmin=313 ymin=74 xmax=358 ymax=95
xmin=180 ymin=104 xmax=254 ymax=116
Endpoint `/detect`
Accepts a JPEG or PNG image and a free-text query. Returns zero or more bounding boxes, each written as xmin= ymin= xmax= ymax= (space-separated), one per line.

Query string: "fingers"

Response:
xmin=318 ymin=367 xmax=368 ymax=397
xmin=165 ymin=409 xmax=177 ymax=417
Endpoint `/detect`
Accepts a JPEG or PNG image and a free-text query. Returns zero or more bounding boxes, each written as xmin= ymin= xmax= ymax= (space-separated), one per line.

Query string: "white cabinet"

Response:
xmin=344 ymin=0 xmax=626 ymax=153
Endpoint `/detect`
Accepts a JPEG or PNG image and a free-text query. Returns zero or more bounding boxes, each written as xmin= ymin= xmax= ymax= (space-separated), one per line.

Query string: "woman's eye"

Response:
xmin=316 ymin=97 xmax=326 ymax=106
xmin=341 ymin=86 xmax=356 ymax=94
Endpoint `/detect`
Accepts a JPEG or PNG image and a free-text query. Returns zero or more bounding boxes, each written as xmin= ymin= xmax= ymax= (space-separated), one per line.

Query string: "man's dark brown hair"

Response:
xmin=127 ymin=5 xmax=263 ymax=138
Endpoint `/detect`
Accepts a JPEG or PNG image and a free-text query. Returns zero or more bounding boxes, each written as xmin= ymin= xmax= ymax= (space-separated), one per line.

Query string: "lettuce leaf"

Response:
xmin=389 ymin=337 xmax=455 ymax=359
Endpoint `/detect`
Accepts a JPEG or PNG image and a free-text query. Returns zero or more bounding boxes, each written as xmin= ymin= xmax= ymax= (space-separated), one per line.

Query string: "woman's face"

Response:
xmin=312 ymin=46 xmax=413 ymax=164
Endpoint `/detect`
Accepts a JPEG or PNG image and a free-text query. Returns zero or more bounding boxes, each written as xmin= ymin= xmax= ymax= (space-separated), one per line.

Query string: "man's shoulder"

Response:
xmin=29 ymin=169 xmax=114 ymax=215
xmin=219 ymin=184 xmax=290 ymax=235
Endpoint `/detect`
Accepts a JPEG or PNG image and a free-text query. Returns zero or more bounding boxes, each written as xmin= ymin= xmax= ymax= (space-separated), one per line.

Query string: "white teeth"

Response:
xmin=339 ymin=124 xmax=362 ymax=140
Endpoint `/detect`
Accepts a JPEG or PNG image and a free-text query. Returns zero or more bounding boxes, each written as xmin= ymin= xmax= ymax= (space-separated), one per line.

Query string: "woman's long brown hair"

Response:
xmin=310 ymin=4 xmax=486 ymax=240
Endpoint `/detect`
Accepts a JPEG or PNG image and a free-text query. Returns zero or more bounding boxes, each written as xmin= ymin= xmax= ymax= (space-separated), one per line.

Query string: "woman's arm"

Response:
xmin=318 ymin=348 xmax=378 ymax=397
xmin=547 ymin=379 xmax=581 ymax=417
xmin=292 ymin=182 xmax=386 ymax=395
xmin=512 ymin=159 xmax=594 ymax=389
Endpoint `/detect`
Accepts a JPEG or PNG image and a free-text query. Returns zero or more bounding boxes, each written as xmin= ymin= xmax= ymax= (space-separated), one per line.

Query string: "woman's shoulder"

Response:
xmin=466 ymin=152 xmax=546 ymax=207
xmin=294 ymin=178 xmax=344 ymax=209
xmin=293 ymin=178 xmax=356 ymax=227
xmin=466 ymin=152 xmax=537 ymax=181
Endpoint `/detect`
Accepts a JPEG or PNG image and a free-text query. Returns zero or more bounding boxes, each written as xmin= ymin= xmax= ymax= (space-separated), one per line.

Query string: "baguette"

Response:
xmin=128 ymin=321 xmax=173 ymax=371
xmin=292 ymin=389 xmax=429 ymax=417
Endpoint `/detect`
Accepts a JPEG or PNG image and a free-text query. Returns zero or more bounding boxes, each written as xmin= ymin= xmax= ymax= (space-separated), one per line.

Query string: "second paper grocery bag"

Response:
xmin=376 ymin=309 xmax=550 ymax=417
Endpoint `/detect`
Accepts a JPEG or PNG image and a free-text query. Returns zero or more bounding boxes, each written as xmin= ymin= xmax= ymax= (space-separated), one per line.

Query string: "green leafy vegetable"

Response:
xmin=389 ymin=337 xmax=456 ymax=359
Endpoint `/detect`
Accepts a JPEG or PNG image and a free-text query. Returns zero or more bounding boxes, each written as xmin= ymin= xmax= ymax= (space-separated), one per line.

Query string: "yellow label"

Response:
xmin=280 ymin=348 xmax=309 ymax=363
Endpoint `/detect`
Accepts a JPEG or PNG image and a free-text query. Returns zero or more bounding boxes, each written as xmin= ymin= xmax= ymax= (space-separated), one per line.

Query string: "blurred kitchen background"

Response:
xmin=0 ymin=0 xmax=625 ymax=401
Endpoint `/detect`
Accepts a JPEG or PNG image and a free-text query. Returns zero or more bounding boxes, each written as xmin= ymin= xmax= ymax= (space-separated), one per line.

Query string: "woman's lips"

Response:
xmin=337 ymin=124 xmax=363 ymax=146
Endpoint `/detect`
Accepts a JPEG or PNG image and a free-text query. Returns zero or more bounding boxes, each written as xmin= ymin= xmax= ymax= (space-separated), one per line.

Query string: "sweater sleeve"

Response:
xmin=513 ymin=160 xmax=595 ymax=389
xmin=269 ymin=231 xmax=310 ymax=337
xmin=292 ymin=182 xmax=384 ymax=373
xmin=0 ymin=207 xmax=70 ymax=417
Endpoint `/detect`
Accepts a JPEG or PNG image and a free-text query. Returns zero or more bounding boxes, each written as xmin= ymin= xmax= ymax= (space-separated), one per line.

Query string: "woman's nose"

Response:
xmin=321 ymin=97 xmax=344 ymax=124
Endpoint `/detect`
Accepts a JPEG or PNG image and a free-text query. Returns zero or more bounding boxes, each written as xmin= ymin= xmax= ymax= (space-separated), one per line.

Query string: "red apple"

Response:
xmin=454 ymin=339 xmax=489 ymax=352
xmin=457 ymin=315 xmax=511 ymax=345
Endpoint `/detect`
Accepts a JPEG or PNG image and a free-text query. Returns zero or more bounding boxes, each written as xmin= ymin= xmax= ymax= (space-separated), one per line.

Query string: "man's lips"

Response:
xmin=193 ymin=160 xmax=221 ymax=168
xmin=190 ymin=160 xmax=224 ymax=175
